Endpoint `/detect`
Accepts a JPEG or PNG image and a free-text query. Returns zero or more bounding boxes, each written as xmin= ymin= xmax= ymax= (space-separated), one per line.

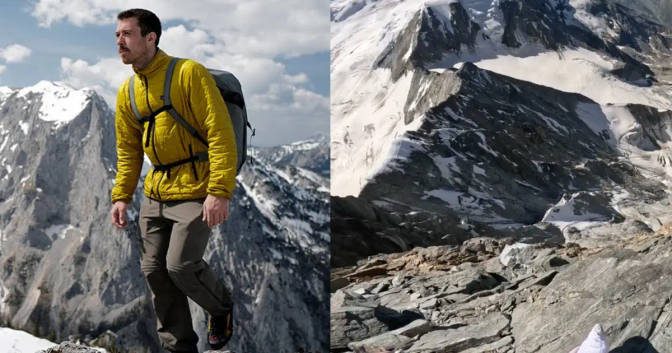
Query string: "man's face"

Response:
xmin=115 ymin=17 xmax=153 ymax=65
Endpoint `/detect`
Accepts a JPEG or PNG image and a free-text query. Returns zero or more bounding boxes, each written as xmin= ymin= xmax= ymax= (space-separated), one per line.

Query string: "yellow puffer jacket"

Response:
xmin=111 ymin=49 xmax=237 ymax=203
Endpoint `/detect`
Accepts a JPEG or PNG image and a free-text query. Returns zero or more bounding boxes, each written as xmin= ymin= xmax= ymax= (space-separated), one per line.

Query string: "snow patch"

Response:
xmin=0 ymin=137 xmax=8 ymax=152
xmin=18 ymin=121 xmax=29 ymax=135
xmin=474 ymin=48 xmax=672 ymax=110
xmin=239 ymin=180 xmax=278 ymax=222
xmin=0 ymin=327 xmax=56 ymax=353
xmin=44 ymin=224 xmax=76 ymax=240
xmin=17 ymin=81 xmax=92 ymax=127
xmin=0 ymin=87 xmax=13 ymax=102
xmin=541 ymin=192 xmax=610 ymax=231
xmin=331 ymin=69 xmax=422 ymax=196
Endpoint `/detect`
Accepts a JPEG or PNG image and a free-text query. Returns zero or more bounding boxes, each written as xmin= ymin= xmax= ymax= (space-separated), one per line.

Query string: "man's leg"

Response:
xmin=139 ymin=197 xmax=199 ymax=352
xmin=163 ymin=199 xmax=233 ymax=317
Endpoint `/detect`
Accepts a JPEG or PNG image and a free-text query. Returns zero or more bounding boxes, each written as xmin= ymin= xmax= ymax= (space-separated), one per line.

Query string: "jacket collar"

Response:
xmin=133 ymin=48 xmax=170 ymax=76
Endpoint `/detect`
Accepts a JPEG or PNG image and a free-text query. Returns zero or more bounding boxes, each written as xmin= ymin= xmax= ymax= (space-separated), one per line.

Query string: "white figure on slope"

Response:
xmin=569 ymin=324 xmax=609 ymax=353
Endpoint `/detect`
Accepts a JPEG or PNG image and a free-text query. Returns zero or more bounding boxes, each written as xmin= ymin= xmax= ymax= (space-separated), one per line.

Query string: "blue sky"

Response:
xmin=0 ymin=0 xmax=329 ymax=146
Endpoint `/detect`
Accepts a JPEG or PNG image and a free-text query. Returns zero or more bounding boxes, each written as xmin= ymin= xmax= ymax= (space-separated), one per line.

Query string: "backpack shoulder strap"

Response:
xmin=163 ymin=57 xmax=179 ymax=106
xmin=128 ymin=75 xmax=142 ymax=121
xmin=163 ymin=57 xmax=209 ymax=147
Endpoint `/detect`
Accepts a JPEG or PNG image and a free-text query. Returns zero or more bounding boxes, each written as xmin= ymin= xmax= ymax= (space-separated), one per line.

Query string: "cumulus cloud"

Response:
xmin=31 ymin=0 xmax=329 ymax=57
xmin=60 ymin=51 xmax=328 ymax=145
xmin=248 ymin=84 xmax=329 ymax=146
xmin=0 ymin=44 xmax=32 ymax=63
xmin=60 ymin=57 xmax=132 ymax=106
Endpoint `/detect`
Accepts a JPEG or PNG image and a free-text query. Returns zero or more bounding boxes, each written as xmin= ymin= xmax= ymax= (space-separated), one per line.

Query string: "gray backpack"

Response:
xmin=129 ymin=57 xmax=252 ymax=178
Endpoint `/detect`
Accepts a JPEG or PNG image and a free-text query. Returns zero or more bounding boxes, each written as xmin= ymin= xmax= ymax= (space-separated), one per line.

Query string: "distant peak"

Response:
xmin=456 ymin=61 xmax=480 ymax=74
xmin=287 ymin=134 xmax=328 ymax=149
xmin=18 ymin=80 xmax=94 ymax=98
xmin=0 ymin=86 xmax=13 ymax=101
xmin=422 ymin=0 xmax=462 ymax=14
xmin=14 ymin=80 xmax=95 ymax=125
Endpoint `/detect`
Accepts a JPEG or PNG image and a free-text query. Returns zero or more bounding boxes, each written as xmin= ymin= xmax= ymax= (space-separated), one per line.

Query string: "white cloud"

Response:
xmin=60 ymin=57 xmax=132 ymax=106
xmin=0 ymin=44 xmax=32 ymax=63
xmin=58 ymin=49 xmax=328 ymax=146
xmin=31 ymin=0 xmax=329 ymax=58
xmin=0 ymin=65 xmax=6 ymax=75
xmin=160 ymin=25 xmax=313 ymax=95
xmin=44 ymin=3 xmax=329 ymax=145
xmin=248 ymin=86 xmax=329 ymax=146
xmin=246 ymin=81 xmax=329 ymax=145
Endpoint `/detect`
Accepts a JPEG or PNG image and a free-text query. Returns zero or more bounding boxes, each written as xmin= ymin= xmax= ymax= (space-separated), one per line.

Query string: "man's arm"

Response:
xmin=110 ymin=78 xmax=144 ymax=227
xmin=185 ymin=61 xmax=237 ymax=200
xmin=185 ymin=61 xmax=237 ymax=227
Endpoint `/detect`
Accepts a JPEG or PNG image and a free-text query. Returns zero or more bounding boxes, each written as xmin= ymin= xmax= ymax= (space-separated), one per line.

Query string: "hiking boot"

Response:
xmin=207 ymin=311 xmax=233 ymax=349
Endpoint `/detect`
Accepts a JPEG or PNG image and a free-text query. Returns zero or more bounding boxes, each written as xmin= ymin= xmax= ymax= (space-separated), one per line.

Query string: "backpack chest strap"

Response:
xmin=152 ymin=150 xmax=209 ymax=179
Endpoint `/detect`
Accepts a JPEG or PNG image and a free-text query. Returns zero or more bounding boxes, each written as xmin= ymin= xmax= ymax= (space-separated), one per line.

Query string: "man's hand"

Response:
xmin=110 ymin=200 xmax=129 ymax=229
xmin=203 ymin=194 xmax=230 ymax=228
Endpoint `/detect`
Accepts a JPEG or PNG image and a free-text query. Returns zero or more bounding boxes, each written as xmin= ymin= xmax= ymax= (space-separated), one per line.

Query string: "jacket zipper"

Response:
xmin=140 ymin=73 xmax=163 ymax=200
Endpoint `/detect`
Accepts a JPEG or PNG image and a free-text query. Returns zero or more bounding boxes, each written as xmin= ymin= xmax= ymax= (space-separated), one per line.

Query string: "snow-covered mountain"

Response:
xmin=0 ymin=81 xmax=329 ymax=352
xmin=331 ymin=0 xmax=672 ymax=263
xmin=331 ymin=1 xmax=672 ymax=352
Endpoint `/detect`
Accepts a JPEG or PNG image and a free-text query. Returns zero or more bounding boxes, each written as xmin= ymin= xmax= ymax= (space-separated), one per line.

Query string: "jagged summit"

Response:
xmin=1 ymin=81 xmax=97 ymax=127
xmin=255 ymin=134 xmax=330 ymax=177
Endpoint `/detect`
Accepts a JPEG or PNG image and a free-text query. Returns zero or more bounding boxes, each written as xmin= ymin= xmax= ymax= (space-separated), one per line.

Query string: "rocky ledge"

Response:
xmin=331 ymin=224 xmax=672 ymax=353
xmin=40 ymin=341 xmax=235 ymax=353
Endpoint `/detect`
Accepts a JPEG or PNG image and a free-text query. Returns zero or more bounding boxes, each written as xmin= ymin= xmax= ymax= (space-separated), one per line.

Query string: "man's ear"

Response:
xmin=147 ymin=32 xmax=157 ymax=46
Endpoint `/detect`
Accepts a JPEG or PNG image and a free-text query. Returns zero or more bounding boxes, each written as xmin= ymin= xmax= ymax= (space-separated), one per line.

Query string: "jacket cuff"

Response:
xmin=207 ymin=188 xmax=233 ymax=200
xmin=111 ymin=196 xmax=132 ymax=204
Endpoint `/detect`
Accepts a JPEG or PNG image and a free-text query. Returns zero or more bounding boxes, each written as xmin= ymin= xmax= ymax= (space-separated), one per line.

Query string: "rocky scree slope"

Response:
xmin=332 ymin=224 xmax=672 ymax=352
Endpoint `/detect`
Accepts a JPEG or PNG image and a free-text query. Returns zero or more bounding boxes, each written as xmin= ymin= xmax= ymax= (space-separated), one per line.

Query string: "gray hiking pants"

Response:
xmin=139 ymin=197 xmax=232 ymax=352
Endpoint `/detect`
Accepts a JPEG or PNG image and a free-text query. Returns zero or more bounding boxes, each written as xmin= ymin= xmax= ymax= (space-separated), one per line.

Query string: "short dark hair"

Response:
xmin=117 ymin=8 xmax=162 ymax=47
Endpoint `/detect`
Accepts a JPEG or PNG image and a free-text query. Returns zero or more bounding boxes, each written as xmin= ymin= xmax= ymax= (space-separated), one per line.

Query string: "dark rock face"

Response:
xmin=331 ymin=195 xmax=506 ymax=268
xmin=622 ymin=104 xmax=672 ymax=151
xmin=375 ymin=2 xmax=481 ymax=80
xmin=585 ymin=0 xmax=672 ymax=53
xmin=333 ymin=55 xmax=672 ymax=267
xmin=349 ymin=63 xmax=664 ymax=249
xmin=500 ymin=0 xmax=574 ymax=49
xmin=499 ymin=0 xmax=669 ymax=82
xmin=0 ymin=84 xmax=329 ymax=353
xmin=374 ymin=0 xmax=664 ymax=83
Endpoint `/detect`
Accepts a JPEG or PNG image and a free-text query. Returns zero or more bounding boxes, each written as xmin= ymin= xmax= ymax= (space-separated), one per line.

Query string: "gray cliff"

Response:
xmin=0 ymin=83 xmax=329 ymax=352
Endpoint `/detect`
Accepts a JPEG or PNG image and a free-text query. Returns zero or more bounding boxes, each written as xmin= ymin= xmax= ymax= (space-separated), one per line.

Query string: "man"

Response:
xmin=109 ymin=8 xmax=236 ymax=353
